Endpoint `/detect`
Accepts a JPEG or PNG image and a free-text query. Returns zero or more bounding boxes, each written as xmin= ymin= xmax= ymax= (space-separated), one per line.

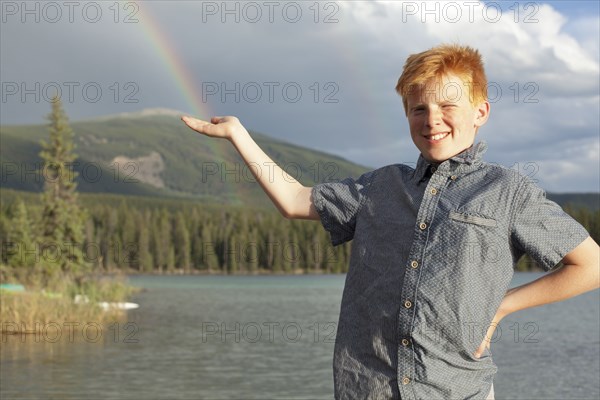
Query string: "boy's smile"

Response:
xmin=406 ymin=74 xmax=490 ymax=163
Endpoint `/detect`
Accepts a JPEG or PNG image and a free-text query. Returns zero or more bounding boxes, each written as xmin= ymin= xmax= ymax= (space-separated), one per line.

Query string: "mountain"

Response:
xmin=1 ymin=108 xmax=598 ymax=210
xmin=0 ymin=108 xmax=370 ymax=208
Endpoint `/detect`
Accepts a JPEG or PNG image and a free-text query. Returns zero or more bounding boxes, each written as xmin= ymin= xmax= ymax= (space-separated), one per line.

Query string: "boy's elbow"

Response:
xmin=274 ymin=202 xmax=294 ymax=219
xmin=280 ymin=205 xmax=320 ymax=221
xmin=280 ymin=207 xmax=299 ymax=220
xmin=277 ymin=187 xmax=318 ymax=220
xmin=278 ymin=203 xmax=316 ymax=220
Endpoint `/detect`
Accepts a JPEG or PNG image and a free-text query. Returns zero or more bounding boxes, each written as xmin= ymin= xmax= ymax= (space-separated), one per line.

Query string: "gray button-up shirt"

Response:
xmin=312 ymin=141 xmax=589 ymax=400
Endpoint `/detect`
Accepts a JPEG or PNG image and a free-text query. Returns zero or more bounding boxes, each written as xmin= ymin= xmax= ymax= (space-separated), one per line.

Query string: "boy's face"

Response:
xmin=406 ymin=74 xmax=490 ymax=163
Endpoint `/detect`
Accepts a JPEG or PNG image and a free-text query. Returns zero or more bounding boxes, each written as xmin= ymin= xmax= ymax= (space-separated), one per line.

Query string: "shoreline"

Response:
xmin=118 ymin=268 xmax=545 ymax=277
xmin=118 ymin=268 xmax=338 ymax=277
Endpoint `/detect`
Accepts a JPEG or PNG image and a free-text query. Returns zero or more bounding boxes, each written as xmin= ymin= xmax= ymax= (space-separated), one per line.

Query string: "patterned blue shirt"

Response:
xmin=312 ymin=141 xmax=589 ymax=399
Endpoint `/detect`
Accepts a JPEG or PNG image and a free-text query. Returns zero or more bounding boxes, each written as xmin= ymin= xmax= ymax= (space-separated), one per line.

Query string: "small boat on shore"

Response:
xmin=74 ymin=294 xmax=139 ymax=311
xmin=98 ymin=301 xmax=139 ymax=311
xmin=0 ymin=283 xmax=25 ymax=292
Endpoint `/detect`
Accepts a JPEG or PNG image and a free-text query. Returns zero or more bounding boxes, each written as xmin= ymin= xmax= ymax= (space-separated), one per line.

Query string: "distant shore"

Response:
xmin=121 ymin=267 xmax=334 ymax=276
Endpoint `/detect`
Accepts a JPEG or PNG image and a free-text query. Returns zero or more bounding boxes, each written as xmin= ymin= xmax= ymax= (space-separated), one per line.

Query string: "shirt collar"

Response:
xmin=413 ymin=141 xmax=488 ymax=183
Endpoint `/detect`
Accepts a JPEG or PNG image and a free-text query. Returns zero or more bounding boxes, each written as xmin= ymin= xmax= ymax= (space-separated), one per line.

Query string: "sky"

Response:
xmin=1 ymin=0 xmax=599 ymax=192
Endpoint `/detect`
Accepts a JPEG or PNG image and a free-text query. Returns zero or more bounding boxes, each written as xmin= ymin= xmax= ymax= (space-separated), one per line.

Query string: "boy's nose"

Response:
xmin=426 ymin=109 xmax=442 ymax=127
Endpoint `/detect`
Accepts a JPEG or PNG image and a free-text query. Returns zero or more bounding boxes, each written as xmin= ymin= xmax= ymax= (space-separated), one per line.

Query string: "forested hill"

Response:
xmin=0 ymin=108 xmax=369 ymax=209
xmin=1 ymin=108 xmax=598 ymax=210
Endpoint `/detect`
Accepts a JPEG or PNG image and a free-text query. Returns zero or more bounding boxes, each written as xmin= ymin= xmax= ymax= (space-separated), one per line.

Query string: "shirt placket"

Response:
xmin=397 ymin=165 xmax=454 ymax=399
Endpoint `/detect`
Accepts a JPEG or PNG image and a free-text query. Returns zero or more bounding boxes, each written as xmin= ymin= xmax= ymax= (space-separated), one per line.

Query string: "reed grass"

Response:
xmin=0 ymin=266 xmax=138 ymax=334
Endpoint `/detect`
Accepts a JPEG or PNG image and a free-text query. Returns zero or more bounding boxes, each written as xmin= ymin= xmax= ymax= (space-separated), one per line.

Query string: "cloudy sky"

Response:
xmin=1 ymin=0 xmax=599 ymax=192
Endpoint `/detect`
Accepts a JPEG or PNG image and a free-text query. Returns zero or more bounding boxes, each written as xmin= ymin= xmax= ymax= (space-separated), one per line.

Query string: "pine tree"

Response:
xmin=166 ymin=247 xmax=176 ymax=272
xmin=155 ymin=209 xmax=172 ymax=272
xmin=120 ymin=204 xmax=137 ymax=269
xmin=102 ymin=206 xmax=119 ymax=271
xmin=201 ymin=224 xmax=219 ymax=272
xmin=227 ymin=234 xmax=239 ymax=274
xmin=38 ymin=97 xmax=88 ymax=281
xmin=268 ymin=226 xmax=283 ymax=273
xmin=6 ymin=200 xmax=37 ymax=269
xmin=137 ymin=211 xmax=154 ymax=272
xmin=246 ymin=227 xmax=259 ymax=273
xmin=173 ymin=211 xmax=191 ymax=272
xmin=0 ymin=212 xmax=11 ymax=265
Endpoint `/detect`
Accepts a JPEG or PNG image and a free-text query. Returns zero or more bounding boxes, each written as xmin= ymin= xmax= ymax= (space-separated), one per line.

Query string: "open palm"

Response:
xmin=181 ymin=115 xmax=244 ymax=140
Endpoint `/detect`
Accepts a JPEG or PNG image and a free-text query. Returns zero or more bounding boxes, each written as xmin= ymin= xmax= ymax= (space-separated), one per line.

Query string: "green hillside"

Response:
xmin=0 ymin=109 xmax=370 ymax=208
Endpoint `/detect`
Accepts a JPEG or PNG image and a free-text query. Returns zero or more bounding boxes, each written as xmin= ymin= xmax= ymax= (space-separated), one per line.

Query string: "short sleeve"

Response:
xmin=511 ymin=178 xmax=590 ymax=271
xmin=311 ymin=170 xmax=376 ymax=246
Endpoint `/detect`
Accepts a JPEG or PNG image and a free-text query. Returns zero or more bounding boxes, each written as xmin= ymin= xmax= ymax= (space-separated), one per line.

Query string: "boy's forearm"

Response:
xmin=498 ymin=237 xmax=600 ymax=319
xmin=229 ymin=129 xmax=319 ymax=220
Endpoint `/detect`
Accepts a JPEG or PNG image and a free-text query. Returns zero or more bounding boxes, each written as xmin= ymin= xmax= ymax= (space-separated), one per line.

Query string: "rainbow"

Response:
xmin=135 ymin=1 xmax=212 ymax=119
xmin=132 ymin=2 xmax=394 ymax=203
xmin=135 ymin=2 xmax=240 ymax=203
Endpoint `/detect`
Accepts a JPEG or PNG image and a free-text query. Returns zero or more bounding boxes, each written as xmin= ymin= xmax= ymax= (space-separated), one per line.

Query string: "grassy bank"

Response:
xmin=0 ymin=266 xmax=138 ymax=334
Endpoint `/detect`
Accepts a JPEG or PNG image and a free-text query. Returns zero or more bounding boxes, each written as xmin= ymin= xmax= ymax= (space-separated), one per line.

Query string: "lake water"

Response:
xmin=1 ymin=273 xmax=599 ymax=399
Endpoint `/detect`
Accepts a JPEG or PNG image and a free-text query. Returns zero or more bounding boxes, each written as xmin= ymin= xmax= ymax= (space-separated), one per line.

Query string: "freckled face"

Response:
xmin=406 ymin=74 xmax=490 ymax=163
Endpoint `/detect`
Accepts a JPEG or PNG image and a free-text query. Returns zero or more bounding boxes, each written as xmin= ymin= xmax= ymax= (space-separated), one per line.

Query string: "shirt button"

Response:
xmin=402 ymin=376 xmax=411 ymax=385
xmin=404 ymin=300 xmax=412 ymax=308
xmin=450 ymin=175 xmax=457 ymax=180
xmin=431 ymin=166 xmax=437 ymax=173
xmin=402 ymin=338 xmax=410 ymax=346
xmin=419 ymin=222 xmax=427 ymax=230
xmin=430 ymin=188 xmax=437 ymax=195
xmin=410 ymin=260 xmax=419 ymax=269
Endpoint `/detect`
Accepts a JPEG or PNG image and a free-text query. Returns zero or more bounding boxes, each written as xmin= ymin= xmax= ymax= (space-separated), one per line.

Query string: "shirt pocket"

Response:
xmin=449 ymin=211 xmax=497 ymax=228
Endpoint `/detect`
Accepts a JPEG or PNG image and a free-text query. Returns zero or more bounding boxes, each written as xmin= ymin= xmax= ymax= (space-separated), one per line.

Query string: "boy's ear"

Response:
xmin=474 ymin=101 xmax=490 ymax=128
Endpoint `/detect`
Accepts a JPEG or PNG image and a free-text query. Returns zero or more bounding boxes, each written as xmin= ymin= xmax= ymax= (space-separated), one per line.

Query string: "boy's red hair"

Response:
xmin=396 ymin=44 xmax=488 ymax=114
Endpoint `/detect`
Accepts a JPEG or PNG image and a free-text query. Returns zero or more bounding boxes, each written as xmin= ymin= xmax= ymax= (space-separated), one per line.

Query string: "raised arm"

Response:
xmin=181 ymin=115 xmax=319 ymax=220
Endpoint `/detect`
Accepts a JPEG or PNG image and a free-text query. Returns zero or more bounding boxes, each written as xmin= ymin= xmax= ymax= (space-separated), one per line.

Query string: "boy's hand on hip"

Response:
xmin=181 ymin=115 xmax=246 ymax=141
xmin=474 ymin=288 xmax=515 ymax=358
xmin=474 ymin=311 xmax=505 ymax=359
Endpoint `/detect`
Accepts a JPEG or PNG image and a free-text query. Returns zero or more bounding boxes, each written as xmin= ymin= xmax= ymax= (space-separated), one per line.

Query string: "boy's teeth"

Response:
xmin=430 ymin=132 xmax=448 ymax=141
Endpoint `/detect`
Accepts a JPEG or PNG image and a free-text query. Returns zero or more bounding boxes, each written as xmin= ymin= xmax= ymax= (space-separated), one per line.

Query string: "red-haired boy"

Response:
xmin=182 ymin=44 xmax=599 ymax=400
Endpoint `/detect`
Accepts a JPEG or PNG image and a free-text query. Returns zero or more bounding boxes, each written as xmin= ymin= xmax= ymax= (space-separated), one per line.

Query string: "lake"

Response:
xmin=1 ymin=273 xmax=599 ymax=399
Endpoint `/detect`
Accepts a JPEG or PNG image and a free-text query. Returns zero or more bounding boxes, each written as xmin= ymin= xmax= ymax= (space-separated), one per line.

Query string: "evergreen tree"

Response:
xmin=0 ymin=212 xmax=11 ymax=265
xmin=120 ymin=205 xmax=138 ymax=269
xmin=227 ymin=234 xmax=239 ymax=274
xmin=137 ymin=211 xmax=154 ymax=272
xmin=103 ymin=206 xmax=119 ymax=271
xmin=173 ymin=211 xmax=191 ymax=272
xmin=268 ymin=228 xmax=283 ymax=273
xmin=154 ymin=209 xmax=172 ymax=272
xmin=289 ymin=231 xmax=300 ymax=273
xmin=189 ymin=208 xmax=202 ymax=270
xmin=201 ymin=224 xmax=219 ymax=272
xmin=6 ymin=200 xmax=37 ymax=269
xmin=246 ymin=227 xmax=259 ymax=273
xmin=38 ymin=97 xmax=88 ymax=281
xmin=166 ymin=247 xmax=176 ymax=272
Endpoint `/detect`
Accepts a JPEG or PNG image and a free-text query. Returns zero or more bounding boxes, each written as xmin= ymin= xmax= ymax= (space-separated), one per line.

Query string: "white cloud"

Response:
xmin=534 ymin=137 xmax=600 ymax=192
xmin=338 ymin=2 xmax=599 ymax=96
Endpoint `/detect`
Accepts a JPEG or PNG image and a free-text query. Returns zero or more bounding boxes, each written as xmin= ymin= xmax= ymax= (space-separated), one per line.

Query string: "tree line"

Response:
xmin=2 ymin=192 xmax=598 ymax=275
xmin=0 ymin=199 xmax=353 ymax=274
